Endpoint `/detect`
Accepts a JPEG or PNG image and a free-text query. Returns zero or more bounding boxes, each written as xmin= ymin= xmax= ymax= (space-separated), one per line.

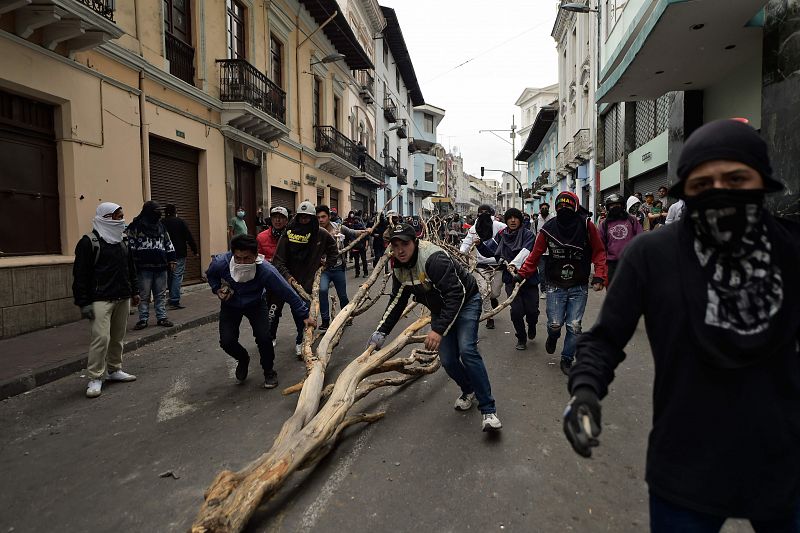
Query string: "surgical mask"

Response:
xmin=237 ymin=210 xmax=245 ymax=218
xmin=685 ymin=188 xmax=765 ymax=252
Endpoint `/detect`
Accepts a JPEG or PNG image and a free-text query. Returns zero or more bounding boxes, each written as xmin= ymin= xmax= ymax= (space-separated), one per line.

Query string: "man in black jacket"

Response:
xmin=367 ymin=224 xmax=501 ymax=432
xmin=163 ymin=203 xmax=198 ymax=310
xmin=72 ymin=202 xmax=140 ymax=398
xmin=563 ymin=119 xmax=800 ymax=531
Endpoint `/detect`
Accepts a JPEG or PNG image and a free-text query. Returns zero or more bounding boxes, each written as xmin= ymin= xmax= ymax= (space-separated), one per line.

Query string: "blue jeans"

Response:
xmin=137 ymin=270 xmax=168 ymax=322
xmin=545 ymin=284 xmax=588 ymax=360
xmin=436 ymin=293 xmax=496 ymax=414
xmin=167 ymin=257 xmax=186 ymax=305
xmin=649 ymin=492 xmax=800 ymax=533
xmin=319 ymin=266 xmax=350 ymax=321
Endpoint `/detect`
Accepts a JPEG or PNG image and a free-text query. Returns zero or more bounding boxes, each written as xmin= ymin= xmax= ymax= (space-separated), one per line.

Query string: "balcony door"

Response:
xmin=234 ymin=159 xmax=258 ymax=236
xmin=164 ymin=0 xmax=191 ymax=44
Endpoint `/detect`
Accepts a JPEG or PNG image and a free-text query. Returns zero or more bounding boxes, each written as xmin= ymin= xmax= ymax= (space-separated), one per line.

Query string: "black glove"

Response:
xmin=563 ymin=387 xmax=602 ymax=458
xmin=512 ymin=273 xmax=524 ymax=284
xmin=591 ymin=276 xmax=604 ymax=286
xmin=475 ymin=213 xmax=494 ymax=241
xmin=80 ymin=305 xmax=95 ymax=320
xmin=496 ymin=257 xmax=509 ymax=269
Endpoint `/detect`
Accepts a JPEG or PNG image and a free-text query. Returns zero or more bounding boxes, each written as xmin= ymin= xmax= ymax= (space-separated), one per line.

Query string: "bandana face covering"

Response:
xmin=686 ymin=188 xmax=783 ymax=335
xmin=229 ymin=256 xmax=257 ymax=283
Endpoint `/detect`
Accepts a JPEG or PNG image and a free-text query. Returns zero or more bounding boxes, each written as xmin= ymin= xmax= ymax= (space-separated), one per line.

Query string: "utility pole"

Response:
xmin=510 ymin=116 xmax=517 ymax=209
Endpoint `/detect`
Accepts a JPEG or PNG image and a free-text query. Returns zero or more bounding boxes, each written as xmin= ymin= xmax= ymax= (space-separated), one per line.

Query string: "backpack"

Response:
xmin=85 ymin=232 xmax=128 ymax=265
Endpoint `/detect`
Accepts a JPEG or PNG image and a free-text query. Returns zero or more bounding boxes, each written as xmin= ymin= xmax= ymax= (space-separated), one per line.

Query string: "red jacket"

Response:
xmin=256 ymin=227 xmax=281 ymax=262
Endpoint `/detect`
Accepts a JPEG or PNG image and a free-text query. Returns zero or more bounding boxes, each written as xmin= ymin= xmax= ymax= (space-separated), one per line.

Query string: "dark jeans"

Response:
xmin=268 ymin=295 xmax=303 ymax=344
xmin=167 ymin=257 xmax=186 ymax=305
xmin=506 ymin=281 xmax=539 ymax=342
xmin=320 ymin=265 xmax=349 ymax=321
xmin=372 ymin=240 xmax=387 ymax=272
xmin=537 ymin=255 xmax=549 ymax=293
xmin=219 ymin=300 xmax=275 ymax=376
xmin=649 ymin=492 xmax=800 ymax=533
xmin=437 ymin=293 xmax=496 ymax=414
xmin=607 ymin=260 xmax=619 ymax=285
xmin=351 ymin=249 xmax=368 ymax=276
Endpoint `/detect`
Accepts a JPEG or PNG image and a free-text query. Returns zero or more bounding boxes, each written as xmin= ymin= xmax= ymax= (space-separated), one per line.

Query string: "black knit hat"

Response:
xmin=670 ymin=119 xmax=783 ymax=198
xmin=504 ymin=207 xmax=524 ymax=223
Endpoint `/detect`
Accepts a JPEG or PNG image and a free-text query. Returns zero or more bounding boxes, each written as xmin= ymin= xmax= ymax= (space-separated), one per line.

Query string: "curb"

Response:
xmin=0 ymin=312 xmax=219 ymax=401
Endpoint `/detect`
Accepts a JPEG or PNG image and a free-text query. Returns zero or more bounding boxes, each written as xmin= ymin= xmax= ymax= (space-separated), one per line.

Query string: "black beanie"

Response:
xmin=670 ymin=119 xmax=783 ymax=198
xmin=504 ymin=207 xmax=523 ymax=223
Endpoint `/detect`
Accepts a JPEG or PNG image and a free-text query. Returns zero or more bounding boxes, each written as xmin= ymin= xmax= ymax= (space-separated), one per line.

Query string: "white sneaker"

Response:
xmin=107 ymin=370 xmax=137 ymax=382
xmin=454 ymin=392 xmax=476 ymax=411
xmin=540 ymin=293 xmax=546 ymax=300
xmin=272 ymin=339 xmax=277 ymax=348
xmin=86 ymin=379 xmax=103 ymax=398
xmin=482 ymin=413 xmax=502 ymax=432
xmin=295 ymin=343 xmax=303 ymax=360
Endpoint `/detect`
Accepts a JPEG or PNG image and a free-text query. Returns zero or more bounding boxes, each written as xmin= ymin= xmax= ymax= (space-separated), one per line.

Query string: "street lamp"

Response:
xmin=481 ymin=166 xmax=524 ymax=210
xmin=559 ymin=2 xmax=597 ymax=13
xmin=310 ymin=52 xmax=346 ymax=66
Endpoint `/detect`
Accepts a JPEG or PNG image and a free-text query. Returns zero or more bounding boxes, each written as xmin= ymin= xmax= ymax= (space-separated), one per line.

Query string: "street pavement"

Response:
xmin=0 ymin=268 xmax=753 ymax=532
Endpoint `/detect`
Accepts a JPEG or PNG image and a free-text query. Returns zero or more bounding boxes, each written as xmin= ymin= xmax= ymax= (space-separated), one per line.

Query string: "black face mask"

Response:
xmin=556 ymin=207 xmax=577 ymax=223
xmin=608 ymin=205 xmax=625 ymax=220
xmin=685 ymin=188 xmax=765 ymax=252
xmin=540 ymin=209 xmax=550 ymax=218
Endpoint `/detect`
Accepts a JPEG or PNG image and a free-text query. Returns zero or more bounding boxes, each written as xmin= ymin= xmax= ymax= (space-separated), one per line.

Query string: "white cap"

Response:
xmin=270 ymin=206 xmax=289 ymax=218
xmin=297 ymin=201 xmax=315 ymax=215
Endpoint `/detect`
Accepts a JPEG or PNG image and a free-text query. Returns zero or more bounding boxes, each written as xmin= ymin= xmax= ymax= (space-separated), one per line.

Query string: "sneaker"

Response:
xmin=319 ymin=319 xmax=330 ymax=332
xmin=157 ymin=319 xmax=174 ymax=327
xmin=133 ymin=320 xmax=148 ymax=330
xmin=107 ymin=370 xmax=136 ymax=382
xmin=560 ymin=356 xmax=573 ymax=376
xmin=454 ymin=392 xmax=476 ymax=411
xmin=295 ymin=344 xmax=303 ymax=360
xmin=486 ymin=318 xmax=495 ymax=330
xmin=540 ymin=293 xmax=546 ymax=300
xmin=235 ymin=356 xmax=249 ymax=383
xmin=482 ymin=413 xmax=502 ymax=432
xmin=167 ymin=303 xmax=186 ymax=310
xmin=86 ymin=379 xmax=103 ymax=398
xmin=545 ymin=335 xmax=557 ymax=354
xmin=263 ymin=371 xmax=279 ymax=389
xmin=515 ymin=341 xmax=527 ymax=351
xmin=527 ymin=325 xmax=537 ymax=340
xmin=272 ymin=338 xmax=277 ymax=348
xmin=362 ymin=272 xmax=369 ymax=278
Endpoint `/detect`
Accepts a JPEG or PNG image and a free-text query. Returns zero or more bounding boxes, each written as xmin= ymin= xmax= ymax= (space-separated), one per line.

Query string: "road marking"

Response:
xmin=298 ymin=401 xmax=386 ymax=532
xmin=156 ymin=376 xmax=197 ymax=423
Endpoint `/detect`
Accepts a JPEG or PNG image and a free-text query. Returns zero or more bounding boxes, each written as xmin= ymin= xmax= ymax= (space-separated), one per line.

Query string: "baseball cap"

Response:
xmin=270 ymin=206 xmax=289 ymax=218
xmin=297 ymin=201 xmax=315 ymax=215
xmin=388 ymin=223 xmax=416 ymax=242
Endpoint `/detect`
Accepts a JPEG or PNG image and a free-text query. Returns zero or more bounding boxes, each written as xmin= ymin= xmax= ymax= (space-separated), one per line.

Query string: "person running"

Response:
xmin=515 ymin=192 xmax=607 ymax=374
xmin=72 ymin=202 xmax=140 ymax=398
xmin=367 ymin=224 xmax=502 ymax=432
xmin=271 ymin=201 xmax=338 ymax=357
xmin=460 ymin=204 xmax=506 ymax=330
xmin=598 ymin=194 xmax=643 ymax=283
xmin=563 ymin=118 xmax=800 ymax=532
xmin=477 ymin=208 xmax=539 ymax=350
xmin=207 ymin=234 xmax=313 ymax=389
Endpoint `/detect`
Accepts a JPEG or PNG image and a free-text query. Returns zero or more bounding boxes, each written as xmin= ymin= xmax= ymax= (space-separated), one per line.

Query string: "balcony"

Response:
xmin=573 ymin=128 xmax=591 ymax=162
xmin=313 ymin=125 xmax=361 ymax=179
xmin=556 ymin=151 xmax=569 ymax=177
xmin=383 ymin=96 xmax=397 ymax=123
xmin=3 ymin=0 xmax=123 ymax=53
xmin=397 ymin=167 xmax=408 ymax=185
xmin=166 ymin=32 xmax=194 ymax=85
xmin=358 ymin=154 xmax=384 ymax=186
xmin=395 ymin=119 xmax=408 ymax=139
xmin=217 ymin=59 xmax=289 ymax=143
xmin=384 ymin=155 xmax=398 ymax=177
xmin=356 ymin=70 xmax=375 ymax=104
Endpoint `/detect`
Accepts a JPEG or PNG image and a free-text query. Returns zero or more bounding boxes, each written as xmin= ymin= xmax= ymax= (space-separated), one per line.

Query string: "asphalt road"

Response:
xmin=0 ymin=271 xmax=752 ymax=532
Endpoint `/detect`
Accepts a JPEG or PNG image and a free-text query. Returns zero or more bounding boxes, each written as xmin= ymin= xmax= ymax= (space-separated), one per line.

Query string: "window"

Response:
xmin=425 ymin=163 xmax=434 ymax=182
xmin=312 ymin=77 xmax=321 ymax=127
xmin=506 ymin=182 xmax=510 ymax=191
xmin=270 ymin=34 xmax=283 ymax=87
xmin=395 ymin=66 xmax=400 ymax=91
xmin=383 ymin=38 xmax=388 ymax=65
xmin=333 ymin=95 xmax=341 ymax=131
xmin=226 ymin=0 xmax=245 ymax=59
xmin=424 ymin=113 xmax=434 ymax=134
xmin=164 ymin=0 xmax=191 ymax=43
xmin=383 ymin=133 xmax=389 ymax=158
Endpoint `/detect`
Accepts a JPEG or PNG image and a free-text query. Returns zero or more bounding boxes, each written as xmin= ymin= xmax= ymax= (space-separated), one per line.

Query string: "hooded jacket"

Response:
xmin=126 ymin=203 xmax=176 ymax=271
xmin=271 ymin=215 xmax=338 ymax=292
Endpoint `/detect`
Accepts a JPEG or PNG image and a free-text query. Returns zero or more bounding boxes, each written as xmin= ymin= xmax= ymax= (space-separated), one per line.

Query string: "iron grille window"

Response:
xmin=635 ymin=93 xmax=673 ymax=148
xmin=226 ymin=0 xmax=245 ymax=60
xmin=312 ymin=77 xmax=321 ymax=127
xmin=270 ymin=35 xmax=283 ymax=88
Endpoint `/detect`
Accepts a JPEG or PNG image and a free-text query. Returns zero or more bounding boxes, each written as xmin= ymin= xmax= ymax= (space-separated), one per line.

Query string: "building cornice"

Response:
xmin=551 ymin=8 xmax=575 ymax=43
xmin=359 ymin=0 xmax=386 ymax=33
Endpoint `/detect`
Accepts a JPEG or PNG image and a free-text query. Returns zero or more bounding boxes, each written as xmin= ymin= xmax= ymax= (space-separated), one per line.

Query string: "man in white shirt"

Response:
xmin=460 ymin=204 xmax=506 ymax=329
xmin=665 ymin=198 xmax=685 ymax=224
xmin=535 ymin=203 xmax=554 ymax=299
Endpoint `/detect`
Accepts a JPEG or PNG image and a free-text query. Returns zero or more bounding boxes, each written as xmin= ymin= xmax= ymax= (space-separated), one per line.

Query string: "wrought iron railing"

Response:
xmin=384 ymin=155 xmax=398 ymax=177
xmin=356 ymin=70 xmax=375 ymax=95
xmin=314 ymin=126 xmax=359 ymax=167
xmin=166 ymin=32 xmax=195 ymax=85
xmin=76 ymin=0 xmax=115 ymax=21
xmin=383 ymin=96 xmax=397 ymax=123
xmin=397 ymin=167 xmax=408 ymax=185
xmin=217 ymin=59 xmax=286 ymax=123
xmin=363 ymin=154 xmax=384 ymax=182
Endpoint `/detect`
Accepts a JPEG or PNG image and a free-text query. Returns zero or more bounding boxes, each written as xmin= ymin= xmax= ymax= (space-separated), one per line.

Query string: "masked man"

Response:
xmin=367 ymin=224 xmax=502 ymax=432
xmin=460 ymin=204 xmax=506 ymax=329
xmin=207 ymin=234 xmax=313 ymax=388
xmin=563 ymin=119 xmax=800 ymax=532
xmin=598 ymin=194 xmax=643 ymax=283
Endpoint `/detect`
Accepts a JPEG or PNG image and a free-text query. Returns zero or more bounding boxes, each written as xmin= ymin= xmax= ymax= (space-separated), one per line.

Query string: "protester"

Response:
xmin=272 ymin=201 xmax=338 ymax=357
xmin=368 ymin=224 xmax=502 ymax=432
xmin=207 ymin=234 xmax=313 ymax=389
xmin=347 ymin=214 xmax=370 ymax=278
xmin=627 ymin=196 xmax=646 ymax=228
xmin=598 ymin=194 xmax=643 ymax=283
xmin=372 ymin=212 xmax=389 ymax=272
xmin=72 ymin=202 xmax=140 ymax=398
xmin=330 ymin=207 xmax=341 ymax=223
xmin=563 ymin=119 xmax=800 ymax=532
xmin=355 ymin=141 xmax=366 ymax=171
xmin=163 ymin=204 xmax=198 ymax=310
xmin=255 ymin=208 xmax=268 ymax=233
xmin=522 ymin=213 xmax=532 ymax=231
xmin=477 ymin=208 xmax=539 ymax=350
xmin=256 ymin=206 xmax=288 ymax=262
xmin=535 ymin=202 xmax=554 ymax=299
xmin=317 ymin=205 xmax=370 ymax=330
xmin=515 ymin=192 xmax=607 ymax=374
xmin=664 ymin=198 xmax=685 ymax=224
xmin=228 ymin=206 xmax=248 ymax=240
xmin=382 ymin=209 xmax=402 ymax=243
xmin=126 ymin=201 xmax=176 ymax=330
xmin=460 ymin=204 xmax=506 ymax=329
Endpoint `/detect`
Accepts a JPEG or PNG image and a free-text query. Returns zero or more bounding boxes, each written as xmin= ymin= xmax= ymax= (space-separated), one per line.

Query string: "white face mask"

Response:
xmin=229 ymin=256 xmax=257 ymax=283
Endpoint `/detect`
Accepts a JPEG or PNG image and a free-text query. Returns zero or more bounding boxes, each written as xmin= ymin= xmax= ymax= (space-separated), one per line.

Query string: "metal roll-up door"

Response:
xmin=270 ymin=186 xmax=296 ymax=217
xmin=149 ymin=137 xmax=201 ymax=283
xmin=630 ymin=164 xmax=668 ymax=196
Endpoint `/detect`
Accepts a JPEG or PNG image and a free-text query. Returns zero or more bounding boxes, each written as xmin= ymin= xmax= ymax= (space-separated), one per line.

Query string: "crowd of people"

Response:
xmin=71 ymin=118 xmax=800 ymax=531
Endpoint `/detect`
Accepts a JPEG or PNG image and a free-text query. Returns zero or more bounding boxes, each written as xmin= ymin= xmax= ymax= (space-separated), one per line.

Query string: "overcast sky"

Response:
xmin=380 ymin=0 xmax=559 ymax=181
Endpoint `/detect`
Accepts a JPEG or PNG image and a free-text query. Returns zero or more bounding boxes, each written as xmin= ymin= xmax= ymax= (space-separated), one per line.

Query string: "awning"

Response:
xmin=299 ymin=0 xmax=374 ymax=70
xmin=597 ymin=0 xmax=765 ymax=104
xmin=515 ymin=106 xmax=557 ymax=161
xmin=381 ymin=7 xmax=424 ymax=106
